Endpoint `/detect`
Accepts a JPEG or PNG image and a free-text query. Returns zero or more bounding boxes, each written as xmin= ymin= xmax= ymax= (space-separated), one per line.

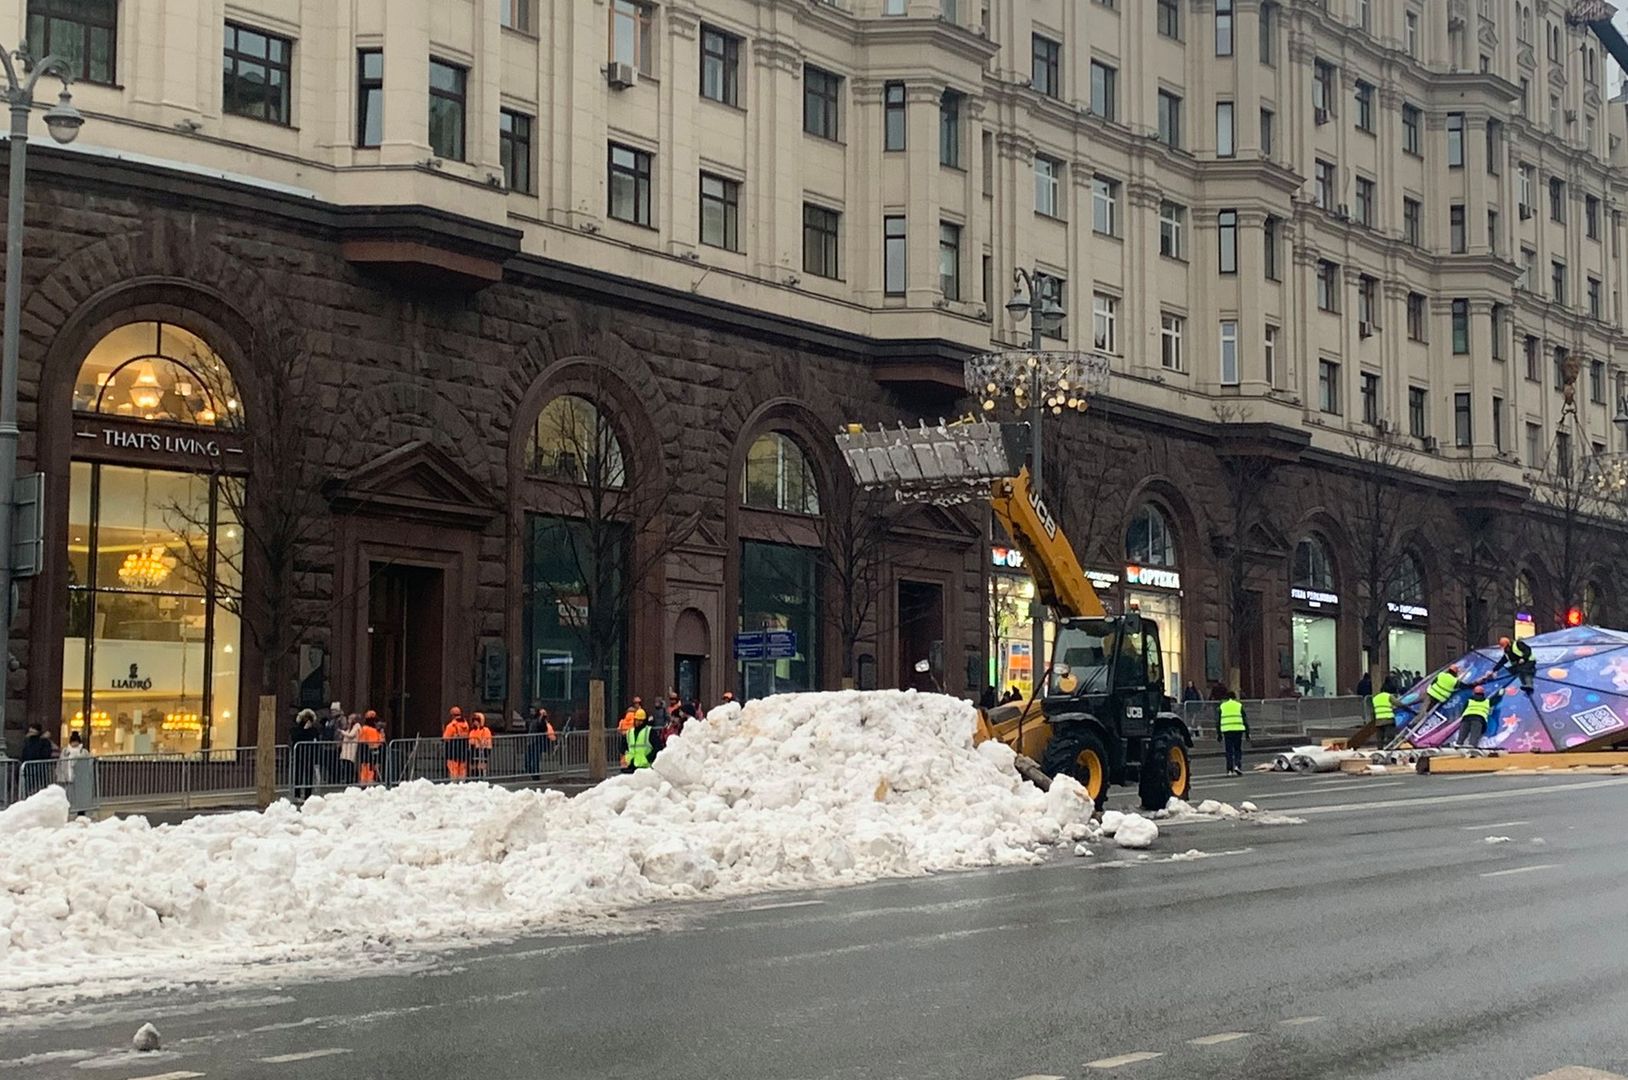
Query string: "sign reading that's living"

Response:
xmin=72 ymin=417 xmax=248 ymax=472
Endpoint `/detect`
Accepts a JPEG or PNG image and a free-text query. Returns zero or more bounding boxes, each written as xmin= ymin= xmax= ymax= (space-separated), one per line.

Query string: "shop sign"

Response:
xmin=1387 ymin=602 xmax=1429 ymax=621
xmin=1291 ymin=586 xmax=1340 ymax=608
xmin=1124 ymin=564 xmax=1180 ymax=590
xmin=99 ymin=428 xmax=225 ymax=458
xmin=1087 ymin=570 xmax=1120 ymax=591
xmin=110 ymin=662 xmax=154 ymax=692
xmin=992 ymin=546 xmax=1025 ymax=570
xmin=74 ymin=417 xmax=248 ymax=471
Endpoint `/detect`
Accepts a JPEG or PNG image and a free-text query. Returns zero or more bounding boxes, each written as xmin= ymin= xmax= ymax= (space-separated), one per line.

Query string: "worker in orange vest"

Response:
xmin=443 ymin=706 xmax=470 ymax=779
xmin=358 ymin=711 xmax=384 ymax=785
xmin=618 ymin=696 xmax=646 ymax=734
xmin=468 ymin=711 xmax=494 ymax=778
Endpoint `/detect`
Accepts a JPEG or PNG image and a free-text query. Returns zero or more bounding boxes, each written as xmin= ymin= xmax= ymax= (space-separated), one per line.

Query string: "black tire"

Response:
xmin=1041 ymin=725 xmax=1111 ymax=810
xmin=1140 ymin=733 xmax=1191 ymax=810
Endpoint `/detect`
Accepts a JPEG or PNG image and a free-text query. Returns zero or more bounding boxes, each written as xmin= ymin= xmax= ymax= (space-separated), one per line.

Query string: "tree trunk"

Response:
xmin=587 ymin=677 xmax=607 ymax=781
xmin=254 ymin=694 xmax=278 ymax=809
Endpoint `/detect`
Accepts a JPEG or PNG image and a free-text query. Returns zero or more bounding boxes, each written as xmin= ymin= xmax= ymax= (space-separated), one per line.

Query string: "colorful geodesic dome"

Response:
xmin=1394 ymin=626 xmax=1628 ymax=752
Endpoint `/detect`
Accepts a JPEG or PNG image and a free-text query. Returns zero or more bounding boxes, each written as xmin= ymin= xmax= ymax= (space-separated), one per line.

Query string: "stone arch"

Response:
xmin=507 ymin=354 xmax=670 ymax=497
xmin=1288 ymin=509 xmax=1353 ymax=598
xmin=344 ymin=380 xmax=501 ymax=491
xmin=717 ymin=360 xmax=849 ymax=507
xmin=1121 ymin=476 xmax=1204 ymax=573
xmin=728 ymin=397 xmax=844 ymax=517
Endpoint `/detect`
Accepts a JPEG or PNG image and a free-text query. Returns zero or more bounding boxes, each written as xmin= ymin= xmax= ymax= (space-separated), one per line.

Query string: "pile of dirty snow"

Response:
xmin=0 ymin=691 xmax=1104 ymax=1001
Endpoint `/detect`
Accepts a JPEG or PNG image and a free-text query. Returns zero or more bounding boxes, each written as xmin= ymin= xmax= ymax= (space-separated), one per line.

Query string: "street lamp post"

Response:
xmin=0 ymin=44 xmax=84 ymax=732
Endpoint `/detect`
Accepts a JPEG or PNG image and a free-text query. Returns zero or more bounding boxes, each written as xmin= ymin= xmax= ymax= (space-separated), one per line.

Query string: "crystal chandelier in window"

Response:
xmin=118 ymin=545 xmax=173 ymax=589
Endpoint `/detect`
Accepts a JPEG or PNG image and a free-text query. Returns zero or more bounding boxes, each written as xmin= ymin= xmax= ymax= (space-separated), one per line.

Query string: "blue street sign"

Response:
xmin=733 ymin=632 xmax=766 ymax=660
xmin=765 ymin=630 xmax=798 ymax=660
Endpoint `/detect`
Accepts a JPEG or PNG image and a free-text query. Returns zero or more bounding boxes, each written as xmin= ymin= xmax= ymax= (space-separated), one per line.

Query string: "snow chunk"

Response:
xmin=1195 ymin=799 xmax=1223 ymax=815
xmin=1165 ymin=797 xmax=1194 ymax=815
xmin=132 ymin=1023 xmax=161 ymax=1052
xmin=0 ymin=786 xmax=69 ymax=832
xmin=1098 ymin=810 xmax=1125 ymax=836
xmin=1072 ymin=844 xmax=1094 ymax=858
xmin=1114 ymin=814 xmax=1160 ymax=849
xmin=1484 ymin=835 xmax=1513 ymax=845
xmin=1168 ymin=849 xmax=1207 ymax=862
xmin=1240 ymin=801 xmax=1259 ymax=813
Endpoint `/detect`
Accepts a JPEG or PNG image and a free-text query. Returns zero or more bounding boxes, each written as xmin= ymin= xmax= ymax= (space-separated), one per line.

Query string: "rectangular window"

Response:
xmin=1455 ymin=393 xmax=1473 ymax=448
xmin=1313 ymin=60 xmax=1334 ymax=117
xmin=1159 ymin=201 xmax=1185 ymax=258
xmin=1093 ymin=292 xmax=1119 ymax=353
xmin=1158 ymin=91 xmax=1182 ymax=148
xmin=1090 ymin=61 xmax=1117 ymax=121
xmin=1586 ymin=194 xmax=1601 ymax=239
xmin=1550 ymin=177 xmax=1566 ymax=223
xmin=1518 ymin=164 xmax=1534 ymax=215
xmin=1552 ymin=260 xmax=1567 ymax=305
xmin=428 ymin=58 xmax=468 ymax=161
xmin=1032 ymin=35 xmax=1061 ymax=98
xmin=1488 ymin=209 xmax=1500 ymax=253
xmin=1319 ymin=359 xmax=1341 ymax=414
xmin=608 ymin=143 xmax=653 ymax=226
xmin=1589 ymin=277 xmax=1603 ymax=319
xmin=1354 ymin=177 xmax=1375 ymax=227
xmin=499 ymin=109 xmax=534 ymax=194
xmin=502 ymin=0 xmax=532 ymax=32
xmin=356 ymin=49 xmax=383 ymax=147
xmin=1407 ymin=292 xmax=1427 ymax=341
xmin=699 ymin=172 xmax=740 ymax=251
xmin=700 ymin=25 xmax=741 ymax=107
xmin=1317 ymin=260 xmax=1340 ymax=312
xmin=884 ymin=216 xmax=907 ymax=295
xmin=1451 ymin=299 xmax=1470 ymax=354
xmin=1356 ymin=0 xmax=1372 ymax=30
xmin=939 ymin=222 xmax=961 ymax=300
xmin=1161 ymin=312 xmax=1185 ymax=371
xmin=26 ymin=0 xmax=116 ymax=84
xmin=884 ymin=82 xmax=906 ymax=150
xmin=1354 ymin=80 xmax=1374 ymax=132
xmin=1491 ymin=304 xmax=1506 ymax=360
xmin=1264 ymin=324 xmax=1278 ymax=384
xmin=1218 ymin=209 xmax=1238 ymax=273
xmin=1093 ymin=176 xmax=1119 ymax=236
xmin=803 ymin=204 xmax=840 ymax=279
xmin=1405 ymin=9 xmax=1421 ymax=57
xmin=1037 ymin=273 xmax=1067 ymax=339
xmin=804 ymin=66 xmax=842 ymax=139
xmin=1409 ymin=387 xmax=1427 ymax=438
xmin=1558 ymin=432 xmax=1573 ymax=478
xmin=1527 ymin=423 xmax=1543 ymax=468
xmin=1216 ymin=101 xmax=1235 ymax=157
xmin=982 ymin=130 xmax=993 ymax=194
xmin=1403 ymin=198 xmax=1423 ymax=247
xmin=1486 ymin=119 xmax=1503 ymax=174
xmin=610 ymin=0 xmax=655 ymax=72
xmin=1259 ymin=3 xmax=1276 ymax=62
xmin=222 ymin=23 xmax=293 ymax=125
xmin=939 ymin=89 xmax=963 ymax=167
xmin=1358 ymin=275 xmax=1378 ymax=329
xmin=1401 ymin=103 xmax=1421 ymax=155
xmin=1450 ymin=204 xmax=1467 ymax=253
xmin=1591 ymin=359 xmax=1606 ymax=404
xmin=1157 ymin=0 xmax=1180 ymax=38
xmin=1215 ymin=0 xmax=1234 ymax=56
xmin=1520 ymin=247 xmax=1537 ymax=290
xmin=1554 ymin=346 xmax=1569 ymax=391
xmin=1361 ymin=372 xmax=1380 ymax=425
xmin=1220 ymin=320 xmax=1239 ymax=385
xmin=1035 ymin=156 xmax=1062 ymax=217
xmin=1260 ymin=107 xmax=1275 ymax=156
xmin=1524 ymin=334 xmax=1540 ymax=382
xmin=1264 ymin=216 xmax=1280 ymax=280
xmin=1446 ymin=112 xmax=1465 ymax=167
xmin=1315 ymin=159 xmax=1335 ymax=211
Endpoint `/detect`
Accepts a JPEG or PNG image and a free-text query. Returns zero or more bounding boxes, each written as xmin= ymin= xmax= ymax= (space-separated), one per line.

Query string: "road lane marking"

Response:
xmin=1481 ymin=863 xmax=1558 ymax=878
xmin=1464 ymin=820 xmax=1531 ymax=829
xmin=742 ymin=900 xmax=826 ymax=912
xmin=1189 ymin=1032 xmax=1252 ymax=1046
xmin=127 ymin=1073 xmax=206 ymax=1080
xmin=1085 ymin=1052 xmax=1163 ymax=1068
xmin=1292 ymin=777 xmax=1628 ymax=815
xmin=257 ymin=1049 xmax=353 ymax=1064
xmin=1012 ymin=1074 xmax=1066 ymax=1080
xmin=1281 ymin=1016 xmax=1325 ymax=1026
xmin=1529 ymin=1069 xmax=1628 ymax=1079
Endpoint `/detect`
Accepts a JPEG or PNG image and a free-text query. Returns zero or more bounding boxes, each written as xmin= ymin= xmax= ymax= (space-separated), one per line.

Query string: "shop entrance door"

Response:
xmin=898 ymin=580 xmax=945 ymax=692
xmin=368 ymin=564 xmax=445 ymax=738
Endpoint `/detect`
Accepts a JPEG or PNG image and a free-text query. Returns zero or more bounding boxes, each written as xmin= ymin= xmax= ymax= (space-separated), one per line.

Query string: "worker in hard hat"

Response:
xmin=1492 ymin=635 xmax=1537 ymax=695
xmin=1397 ymin=663 xmax=1465 ymax=745
xmin=1454 ymin=685 xmax=1494 ymax=749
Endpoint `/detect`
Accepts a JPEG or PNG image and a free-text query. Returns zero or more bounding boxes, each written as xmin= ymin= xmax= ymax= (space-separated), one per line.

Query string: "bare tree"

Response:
xmin=1339 ymin=429 xmax=1415 ymax=689
xmin=1211 ymin=405 xmax=1286 ymax=695
xmin=1519 ymin=403 xmax=1622 ymax=623
xmin=813 ymin=485 xmax=901 ymax=687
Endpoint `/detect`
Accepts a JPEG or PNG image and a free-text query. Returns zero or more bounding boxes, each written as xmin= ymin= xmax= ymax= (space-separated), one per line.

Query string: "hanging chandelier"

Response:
xmin=966 ymin=349 xmax=1112 ymax=416
xmin=118 ymin=545 xmax=173 ymax=589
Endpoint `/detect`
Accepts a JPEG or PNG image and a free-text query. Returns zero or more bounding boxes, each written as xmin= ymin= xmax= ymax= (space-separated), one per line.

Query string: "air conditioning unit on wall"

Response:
xmin=606 ymin=61 xmax=638 ymax=89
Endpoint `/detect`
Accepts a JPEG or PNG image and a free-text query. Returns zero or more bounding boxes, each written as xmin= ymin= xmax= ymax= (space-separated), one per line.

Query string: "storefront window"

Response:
xmin=740 ymin=540 xmax=818 ymax=695
xmin=1126 ymin=504 xmax=1176 ymax=567
xmin=990 ymin=569 xmax=1053 ymax=699
xmin=1123 ymin=504 xmax=1183 ymax=695
xmin=1515 ymin=572 xmax=1536 ymax=639
xmin=526 ymin=395 xmax=625 ymax=486
xmin=522 ymin=513 xmax=626 ymax=725
xmin=63 ymin=323 xmax=242 ymax=752
xmin=742 ymin=433 xmax=820 ymax=515
xmin=1291 ymin=537 xmax=1338 ymax=697
xmin=1385 ymin=552 xmax=1428 ymax=686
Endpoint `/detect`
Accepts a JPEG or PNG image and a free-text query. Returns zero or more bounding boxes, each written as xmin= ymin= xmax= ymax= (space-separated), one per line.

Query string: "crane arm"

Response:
xmin=990 ymin=467 xmax=1106 ymax=620
xmin=1568 ymin=2 xmax=1628 ymax=74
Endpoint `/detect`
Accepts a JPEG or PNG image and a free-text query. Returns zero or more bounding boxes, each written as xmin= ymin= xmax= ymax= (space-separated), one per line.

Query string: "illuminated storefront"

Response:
xmin=990 ymin=545 xmax=1050 ymax=698
xmin=1515 ymin=573 xmax=1537 ymax=640
xmin=62 ymin=323 xmax=244 ymax=753
xmin=1384 ymin=553 xmax=1429 ymax=685
xmin=1123 ymin=504 xmax=1183 ymax=697
xmin=1291 ymin=537 xmax=1339 ymax=697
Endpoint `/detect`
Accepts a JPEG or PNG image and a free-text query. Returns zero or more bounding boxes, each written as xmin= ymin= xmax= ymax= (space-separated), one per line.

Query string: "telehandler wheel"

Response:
xmin=1139 ymin=734 xmax=1191 ymax=811
xmin=1041 ymin=728 xmax=1110 ymax=810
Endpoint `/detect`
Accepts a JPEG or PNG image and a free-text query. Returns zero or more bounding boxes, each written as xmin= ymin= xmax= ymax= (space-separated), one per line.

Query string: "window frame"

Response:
xmin=1451 ymin=299 xmax=1470 ymax=355
xmin=1264 ymin=216 xmax=1280 ymax=280
xmin=1215 ymin=0 xmax=1234 ymax=56
xmin=938 ymin=220 xmax=962 ymax=300
xmin=502 ymin=0 xmax=532 ymax=32
xmin=1157 ymin=0 xmax=1180 ymax=39
xmin=802 ymin=203 xmax=841 ymax=280
xmin=1409 ymin=387 xmax=1427 ymax=438
xmin=1220 ymin=319 xmax=1239 ymax=385
xmin=1446 ymin=112 xmax=1465 ymax=167
xmin=939 ymin=89 xmax=964 ymax=168
xmin=27 ymin=0 xmax=116 ymax=85
xmin=700 ymin=24 xmax=741 ymax=107
xmin=1361 ymin=372 xmax=1381 ymax=426
xmin=356 ymin=49 xmax=383 ymax=148
xmin=427 ymin=57 xmax=468 ymax=162
xmin=883 ymin=81 xmax=906 ymax=151
xmin=699 ymin=172 xmax=741 ymax=252
xmin=1160 ymin=311 xmax=1185 ymax=372
xmin=1354 ymin=80 xmax=1374 ymax=133
xmin=222 ymin=22 xmax=294 ymax=126
xmin=884 ymin=215 xmax=907 ymax=296
xmin=608 ymin=142 xmax=654 ymax=227
xmin=1159 ymin=200 xmax=1185 ymax=259
xmin=499 ymin=108 xmax=534 ymax=195
xmin=1032 ymin=34 xmax=1061 ymax=98
xmin=1092 ymin=291 xmax=1119 ymax=353
xmin=1035 ymin=155 xmax=1062 ymax=218
xmin=1454 ymin=392 xmax=1473 ymax=448
xmin=803 ymin=65 xmax=842 ymax=141
xmin=1217 ymin=209 xmax=1238 ymax=274
xmin=1316 ymin=260 xmax=1340 ymax=313
xmin=1401 ymin=103 xmax=1421 ymax=155
xmin=1092 ymin=176 xmax=1120 ymax=237
xmin=1158 ymin=90 xmax=1182 ymax=148
xmin=1089 ymin=60 xmax=1117 ymax=122
xmin=609 ymin=0 xmax=656 ymax=74
xmin=1318 ymin=358 xmax=1341 ymax=415
xmin=1215 ymin=100 xmax=1235 ymax=157
xmin=1407 ymin=292 xmax=1427 ymax=342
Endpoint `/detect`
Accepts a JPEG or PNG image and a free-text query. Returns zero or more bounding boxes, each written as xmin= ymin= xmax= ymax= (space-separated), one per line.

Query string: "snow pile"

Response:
xmin=1484 ymin=835 xmax=1514 ymax=845
xmin=0 ymin=691 xmax=1106 ymax=999
xmin=1114 ymin=814 xmax=1160 ymax=849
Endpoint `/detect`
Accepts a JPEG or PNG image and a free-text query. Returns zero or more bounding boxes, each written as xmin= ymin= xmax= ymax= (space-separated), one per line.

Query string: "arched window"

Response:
xmin=527 ymin=395 xmax=626 ymax=487
xmin=1125 ymin=504 xmax=1177 ymax=568
xmin=72 ymin=321 xmax=239 ymax=426
xmin=1388 ymin=552 xmax=1427 ymax=608
xmin=1584 ymin=582 xmax=1603 ymax=620
xmin=742 ymin=432 xmax=820 ymax=514
xmin=1515 ymin=572 xmax=1535 ymax=611
xmin=1293 ymin=537 xmax=1335 ymax=592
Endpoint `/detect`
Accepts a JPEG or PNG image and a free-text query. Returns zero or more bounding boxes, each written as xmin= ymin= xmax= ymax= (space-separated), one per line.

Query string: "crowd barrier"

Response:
xmin=1179 ymin=695 xmax=1369 ymax=741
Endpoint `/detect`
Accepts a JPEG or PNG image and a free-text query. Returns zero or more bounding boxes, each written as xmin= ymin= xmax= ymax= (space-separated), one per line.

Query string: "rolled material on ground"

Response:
xmin=1291 ymin=749 xmax=1367 ymax=773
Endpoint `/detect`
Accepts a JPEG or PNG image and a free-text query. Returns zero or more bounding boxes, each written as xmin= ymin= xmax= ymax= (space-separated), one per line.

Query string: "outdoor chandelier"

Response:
xmin=967 ymin=349 xmax=1112 ymax=416
xmin=118 ymin=545 xmax=174 ymax=589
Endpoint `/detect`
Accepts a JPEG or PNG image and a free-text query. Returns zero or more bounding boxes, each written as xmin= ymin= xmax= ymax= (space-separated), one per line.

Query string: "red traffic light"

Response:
xmin=1566 ymin=606 xmax=1585 ymax=627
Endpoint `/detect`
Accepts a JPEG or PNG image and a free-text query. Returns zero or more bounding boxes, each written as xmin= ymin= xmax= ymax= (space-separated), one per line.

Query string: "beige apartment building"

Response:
xmin=4 ymin=0 xmax=1626 ymax=753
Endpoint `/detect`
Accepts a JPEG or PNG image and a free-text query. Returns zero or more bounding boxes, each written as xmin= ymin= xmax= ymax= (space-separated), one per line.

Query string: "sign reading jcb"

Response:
xmin=1028 ymin=486 xmax=1059 ymax=541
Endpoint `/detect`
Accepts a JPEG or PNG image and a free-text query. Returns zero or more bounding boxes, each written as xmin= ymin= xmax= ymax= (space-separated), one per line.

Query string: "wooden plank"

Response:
xmin=1425 ymin=752 xmax=1628 ymax=774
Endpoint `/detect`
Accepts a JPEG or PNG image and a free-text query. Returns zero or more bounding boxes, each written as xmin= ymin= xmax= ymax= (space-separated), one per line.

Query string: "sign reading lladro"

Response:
xmin=74 ymin=417 xmax=247 ymax=470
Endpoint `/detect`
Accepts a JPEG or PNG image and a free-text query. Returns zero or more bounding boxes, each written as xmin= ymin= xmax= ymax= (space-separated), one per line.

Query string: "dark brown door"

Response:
xmin=898 ymin=580 xmax=945 ymax=692
xmin=368 ymin=564 xmax=445 ymax=738
xmin=1239 ymin=590 xmax=1265 ymax=698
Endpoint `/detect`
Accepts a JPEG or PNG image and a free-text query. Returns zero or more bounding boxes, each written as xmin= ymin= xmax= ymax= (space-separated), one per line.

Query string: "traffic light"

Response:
xmin=1565 ymin=606 xmax=1586 ymax=627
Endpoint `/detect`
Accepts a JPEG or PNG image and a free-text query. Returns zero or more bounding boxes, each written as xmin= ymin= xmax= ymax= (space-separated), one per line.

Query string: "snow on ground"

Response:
xmin=1 ymin=691 xmax=1110 ymax=1003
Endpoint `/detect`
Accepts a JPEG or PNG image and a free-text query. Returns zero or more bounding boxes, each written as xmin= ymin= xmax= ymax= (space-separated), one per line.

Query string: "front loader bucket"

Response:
xmin=836 ymin=421 xmax=1028 ymax=503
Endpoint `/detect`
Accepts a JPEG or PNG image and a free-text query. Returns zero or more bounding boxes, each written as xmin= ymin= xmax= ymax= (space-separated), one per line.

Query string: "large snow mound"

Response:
xmin=0 ymin=691 xmax=1099 ymax=1000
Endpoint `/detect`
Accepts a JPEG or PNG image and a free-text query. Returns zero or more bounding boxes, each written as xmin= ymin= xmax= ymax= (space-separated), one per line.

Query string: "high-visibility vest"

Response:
xmin=1371 ymin=692 xmax=1395 ymax=722
xmin=1428 ymin=670 xmax=1459 ymax=701
xmin=1509 ymin=639 xmax=1534 ymax=664
xmin=1218 ymin=699 xmax=1246 ymax=733
xmin=469 ymin=727 xmax=493 ymax=750
xmin=626 ymin=725 xmax=654 ymax=769
xmin=359 ymin=726 xmax=382 ymax=746
xmin=1462 ymin=696 xmax=1492 ymax=720
xmin=443 ymin=720 xmax=469 ymax=739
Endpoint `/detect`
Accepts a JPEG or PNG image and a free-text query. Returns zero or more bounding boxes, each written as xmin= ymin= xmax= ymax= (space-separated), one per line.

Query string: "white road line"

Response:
xmin=1281 ymin=1016 xmax=1325 ymax=1026
xmin=1464 ymin=820 xmax=1531 ymax=830
xmin=1011 ymin=1074 xmax=1066 ymax=1080
xmin=742 ymin=900 xmax=825 ymax=912
xmin=1481 ymin=863 xmax=1559 ymax=878
xmin=127 ymin=1073 xmax=206 ymax=1080
xmin=1529 ymin=1068 xmax=1628 ymax=1079
xmin=1292 ymin=777 xmax=1628 ymax=815
xmin=256 ymin=1049 xmax=353 ymax=1064
xmin=1084 ymin=1052 xmax=1163 ymax=1068
xmin=1188 ymin=1032 xmax=1252 ymax=1046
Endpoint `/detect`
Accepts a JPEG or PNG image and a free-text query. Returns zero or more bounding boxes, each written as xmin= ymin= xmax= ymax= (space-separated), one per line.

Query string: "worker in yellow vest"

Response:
xmin=1370 ymin=687 xmax=1397 ymax=746
xmin=1454 ymin=685 xmax=1493 ymax=748
xmin=1406 ymin=664 xmax=1465 ymax=740
xmin=1217 ymin=689 xmax=1248 ymax=776
xmin=622 ymin=710 xmax=655 ymax=772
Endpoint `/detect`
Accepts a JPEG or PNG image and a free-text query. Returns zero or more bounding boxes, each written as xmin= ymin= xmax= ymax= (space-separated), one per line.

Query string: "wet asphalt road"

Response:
xmin=6 ymin=766 xmax=1628 ymax=1080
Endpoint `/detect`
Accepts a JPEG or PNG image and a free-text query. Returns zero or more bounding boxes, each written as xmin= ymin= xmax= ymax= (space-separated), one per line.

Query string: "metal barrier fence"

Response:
xmin=1179 ymin=696 xmax=1369 ymax=741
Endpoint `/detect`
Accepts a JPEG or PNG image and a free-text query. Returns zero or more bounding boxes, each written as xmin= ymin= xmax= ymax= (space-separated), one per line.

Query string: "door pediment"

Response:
xmin=326 ymin=441 xmax=499 ymax=529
